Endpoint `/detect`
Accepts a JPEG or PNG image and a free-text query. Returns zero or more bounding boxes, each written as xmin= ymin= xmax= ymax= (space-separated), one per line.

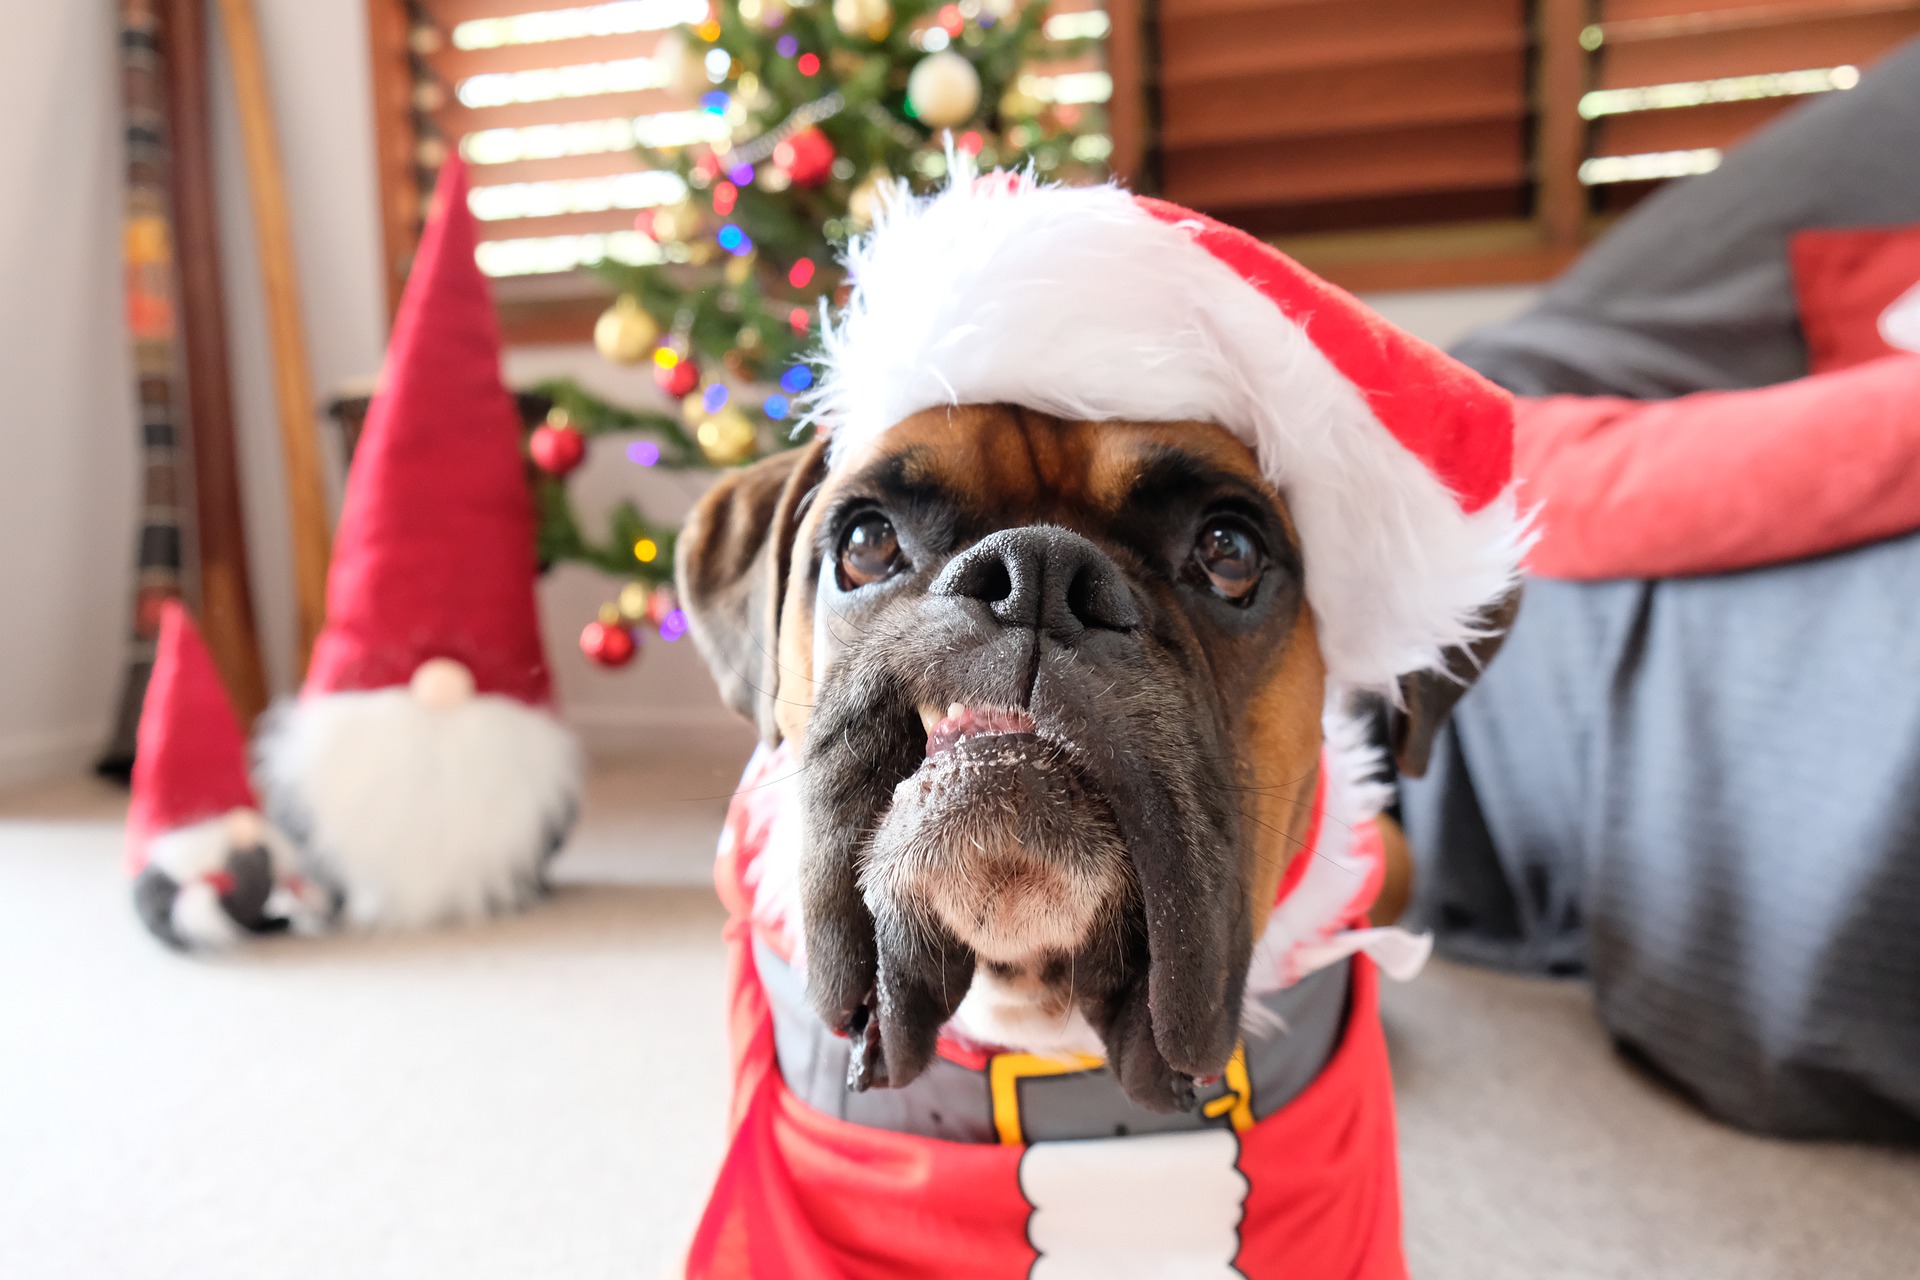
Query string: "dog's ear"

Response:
xmin=1389 ymin=586 xmax=1522 ymax=778
xmin=674 ymin=438 xmax=829 ymax=743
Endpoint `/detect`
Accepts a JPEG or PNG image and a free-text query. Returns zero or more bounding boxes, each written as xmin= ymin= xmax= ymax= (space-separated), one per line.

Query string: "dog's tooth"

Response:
xmin=918 ymin=703 xmax=943 ymax=732
xmin=948 ymin=703 xmax=965 ymax=719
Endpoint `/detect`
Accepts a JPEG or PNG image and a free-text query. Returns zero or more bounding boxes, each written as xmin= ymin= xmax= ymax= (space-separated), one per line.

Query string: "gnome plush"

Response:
xmin=128 ymin=602 xmax=320 ymax=949
xmin=256 ymin=158 xmax=580 ymax=929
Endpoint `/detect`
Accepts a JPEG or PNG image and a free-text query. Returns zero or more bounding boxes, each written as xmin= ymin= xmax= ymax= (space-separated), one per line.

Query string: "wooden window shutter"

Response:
xmin=1139 ymin=0 xmax=1920 ymax=289
xmin=368 ymin=0 xmax=706 ymax=341
xmin=1578 ymin=0 xmax=1920 ymax=211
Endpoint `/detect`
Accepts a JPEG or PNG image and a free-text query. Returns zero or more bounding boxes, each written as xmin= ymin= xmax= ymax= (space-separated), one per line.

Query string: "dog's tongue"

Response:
xmin=925 ymin=706 xmax=1037 ymax=758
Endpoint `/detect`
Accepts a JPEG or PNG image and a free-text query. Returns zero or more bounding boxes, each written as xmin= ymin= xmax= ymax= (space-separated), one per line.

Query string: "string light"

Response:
xmin=779 ymin=365 xmax=814 ymax=393
xmin=764 ymin=394 xmax=791 ymax=419
xmin=727 ymin=161 xmax=755 ymax=184
xmin=789 ymin=307 xmax=810 ymax=333
xmin=787 ymin=258 xmax=815 ymax=288
xmin=712 ymin=180 xmax=737 ymax=214
xmin=776 ymin=34 xmax=798 ymax=57
xmin=701 ymin=384 xmax=731 ymax=413
xmin=797 ymin=52 xmax=820 ymax=76
xmin=633 ymin=537 xmax=660 ymax=563
xmin=654 ymin=347 xmax=681 ymax=369
xmin=659 ymin=609 xmax=689 ymax=642
xmin=626 ymin=441 xmax=661 ymax=465
xmin=717 ymin=224 xmax=752 ymax=254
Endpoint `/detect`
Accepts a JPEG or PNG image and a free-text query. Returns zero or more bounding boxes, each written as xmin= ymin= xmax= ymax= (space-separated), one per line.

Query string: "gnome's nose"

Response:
xmin=411 ymin=657 xmax=476 ymax=709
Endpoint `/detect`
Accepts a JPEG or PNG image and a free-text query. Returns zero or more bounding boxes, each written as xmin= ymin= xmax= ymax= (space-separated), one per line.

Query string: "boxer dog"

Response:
xmin=670 ymin=171 xmax=1524 ymax=1278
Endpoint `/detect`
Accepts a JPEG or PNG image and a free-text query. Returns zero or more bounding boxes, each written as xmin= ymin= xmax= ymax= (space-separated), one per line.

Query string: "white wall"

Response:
xmin=0 ymin=3 xmax=141 ymax=790
xmin=0 ymin=0 xmax=1542 ymax=787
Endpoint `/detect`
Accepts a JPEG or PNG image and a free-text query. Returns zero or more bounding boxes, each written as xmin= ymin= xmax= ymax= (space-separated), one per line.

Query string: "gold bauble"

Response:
xmin=617 ymin=582 xmax=651 ymax=620
xmin=682 ymin=391 xmax=710 ymax=422
xmin=697 ymin=408 xmax=759 ymax=466
xmin=832 ymin=0 xmax=890 ymax=37
xmin=593 ymin=296 xmax=660 ymax=365
xmin=906 ymin=51 xmax=981 ymax=129
xmin=847 ymin=168 xmax=896 ymax=229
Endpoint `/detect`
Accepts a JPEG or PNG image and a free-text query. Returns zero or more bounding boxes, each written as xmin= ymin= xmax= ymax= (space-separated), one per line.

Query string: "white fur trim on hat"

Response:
xmin=810 ymin=166 xmax=1529 ymax=691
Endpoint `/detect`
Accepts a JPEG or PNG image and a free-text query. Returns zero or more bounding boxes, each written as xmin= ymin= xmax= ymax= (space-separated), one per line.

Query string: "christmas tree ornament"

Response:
xmin=697 ymin=407 xmax=759 ymax=466
xmin=618 ymin=581 xmax=651 ymax=620
xmin=529 ymin=418 xmax=587 ymax=475
xmin=594 ymin=295 xmax=660 ymax=364
xmin=655 ymin=350 xmax=702 ymax=397
xmin=654 ymin=29 xmax=707 ymax=92
xmin=833 ymin=0 xmax=890 ymax=38
xmin=907 ymin=51 xmax=981 ymax=128
xmin=580 ymin=619 xmax=638 ymax=667
xmin=256 ymin=159 xmax=581 ymax=931
xmin=126 ymin=602 xmax=320 ymax=950
xmin=773 ymin=127 xmax=835 ymax=187
xmin=646 ymin=584 xmax=680 ymax=629
xmin=848 ymin=168 xmax=897 ymax=228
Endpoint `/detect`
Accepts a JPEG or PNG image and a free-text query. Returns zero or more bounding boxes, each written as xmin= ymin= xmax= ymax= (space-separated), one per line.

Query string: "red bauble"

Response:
xmin=654 ymin=356 xmax=701 ymax=397
xmin=774 ymin=127 xmax=835 ymax=188
xmin=580 ymin=620 xmax=638 ymax=667
xmin=529 ymin=423 xmax=587 ymax=475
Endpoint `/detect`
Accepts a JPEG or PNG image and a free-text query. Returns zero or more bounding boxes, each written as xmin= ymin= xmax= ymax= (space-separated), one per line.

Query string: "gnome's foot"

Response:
xmin=133 ymin=845 xmax=332 ymax=951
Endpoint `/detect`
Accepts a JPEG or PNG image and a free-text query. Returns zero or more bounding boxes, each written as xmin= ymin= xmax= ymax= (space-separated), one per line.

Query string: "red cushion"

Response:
xmin=1789 ymin=225 xmax=1920 ymax=373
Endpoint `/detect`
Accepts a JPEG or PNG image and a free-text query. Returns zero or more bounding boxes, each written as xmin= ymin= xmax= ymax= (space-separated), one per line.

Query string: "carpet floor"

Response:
xmin=3 ymin=755 xmax=1915 ymax=1279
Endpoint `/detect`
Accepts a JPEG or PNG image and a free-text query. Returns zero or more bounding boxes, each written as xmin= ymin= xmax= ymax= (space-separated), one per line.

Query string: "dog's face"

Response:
xmin=678 ymin=405 xmax=1491 ymax=1111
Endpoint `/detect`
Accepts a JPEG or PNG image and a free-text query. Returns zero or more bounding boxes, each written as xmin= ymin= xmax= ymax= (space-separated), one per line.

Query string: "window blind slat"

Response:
xmin=475 ymin=207 xmax=647 ymax=241
xmin=1162 ymin=54 xmax=1525 ymax=147
xmin=1597 ymin=7 xmax=1920 ymax=87
xmin=1163 ymin=120 xmax=1525 ymax=209
xmin=437 ymin=88 xmax=679 ymax=135
xmin=428 ymin=29 xmax=665 ymax=81
xmin=1158 ymin=0 xmax=1521 ymax=82
xmin=1589 ymin=94 xmax=1797 ymax=153
xmin=466 ymin=149 xmax=664 ymax=187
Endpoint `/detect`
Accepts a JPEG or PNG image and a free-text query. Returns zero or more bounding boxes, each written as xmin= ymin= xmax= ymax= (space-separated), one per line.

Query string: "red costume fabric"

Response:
xmin=685 ymin=753 xmax=1410 ymax=1280
xmin=302 ymin=157 xmax=552 ymax=705
xmin=126 ymin=601 xmax=256 ymax=871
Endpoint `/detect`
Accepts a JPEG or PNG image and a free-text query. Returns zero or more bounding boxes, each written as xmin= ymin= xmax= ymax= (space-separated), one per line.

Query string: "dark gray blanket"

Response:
xmin=1400 ymin=38 xmax=1920 ymax=1140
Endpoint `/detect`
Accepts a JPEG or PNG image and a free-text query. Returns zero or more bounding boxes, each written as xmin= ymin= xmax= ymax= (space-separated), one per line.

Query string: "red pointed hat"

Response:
xmin=811 ymin=168 xmax=1527 ymax=689
xmin=128 ymin=602 xmax=257 ymax=869
xmin=303 ymin=157 xmax=551 ymax=704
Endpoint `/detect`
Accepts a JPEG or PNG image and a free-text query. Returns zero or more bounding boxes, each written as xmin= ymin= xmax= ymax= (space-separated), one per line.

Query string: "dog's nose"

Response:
xmin=931 ymin=526 xmax=1140 ymax=637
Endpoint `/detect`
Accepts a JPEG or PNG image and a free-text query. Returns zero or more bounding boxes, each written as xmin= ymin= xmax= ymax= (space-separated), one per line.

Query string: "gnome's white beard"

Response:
xmin=257 ymin=689 xmax=582 ymax=929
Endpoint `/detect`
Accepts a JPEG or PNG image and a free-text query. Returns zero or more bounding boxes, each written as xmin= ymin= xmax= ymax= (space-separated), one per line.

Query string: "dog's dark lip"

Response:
xmin=921 ymin=704 xmax=1039 ymax=759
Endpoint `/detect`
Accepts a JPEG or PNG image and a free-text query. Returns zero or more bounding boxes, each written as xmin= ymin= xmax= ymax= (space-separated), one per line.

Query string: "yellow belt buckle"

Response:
xmin=987 ymin=1043 xmax=1255 ymax=1145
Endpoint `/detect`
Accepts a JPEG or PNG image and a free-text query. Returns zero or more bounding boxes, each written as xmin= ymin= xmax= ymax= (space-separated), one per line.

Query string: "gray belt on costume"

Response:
xmin=756 ymin=937 xmax=1352 ymax=1145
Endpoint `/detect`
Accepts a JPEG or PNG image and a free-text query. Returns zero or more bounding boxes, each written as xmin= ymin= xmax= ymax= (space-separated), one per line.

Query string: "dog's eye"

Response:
xmin=837 ymin=513 xmax=903 ymax=588
xmin=1192 ymin=519 xmax=1263 ymax=602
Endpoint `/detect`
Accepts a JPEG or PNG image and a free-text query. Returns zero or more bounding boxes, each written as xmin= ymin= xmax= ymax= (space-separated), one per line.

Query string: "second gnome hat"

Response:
xmin=302 ymin=157 xmax=552 ymax=704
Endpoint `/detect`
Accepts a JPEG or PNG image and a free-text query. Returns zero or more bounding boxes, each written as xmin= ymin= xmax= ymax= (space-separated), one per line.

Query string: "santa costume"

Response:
xmin=255 ymin=159 xmax=580 ymax=929
xmin=128 ymin=601 xmax=320 ymax=949
xmin=685 ymin=168 xmax=1525 ymax=1278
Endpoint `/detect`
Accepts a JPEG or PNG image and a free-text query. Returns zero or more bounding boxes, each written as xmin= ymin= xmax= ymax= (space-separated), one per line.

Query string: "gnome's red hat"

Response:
xmin=127 ymin=602 xmax=256 ymax=871
xmin=812 ymin=167 xmax=1528 ymax=690
xmin=303 ymin=157 xmax=551 ymax=704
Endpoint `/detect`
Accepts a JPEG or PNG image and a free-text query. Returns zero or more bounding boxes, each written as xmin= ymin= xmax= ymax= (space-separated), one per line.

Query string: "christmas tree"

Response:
xmin=526 ymin=0 xmax=1110 ymax=668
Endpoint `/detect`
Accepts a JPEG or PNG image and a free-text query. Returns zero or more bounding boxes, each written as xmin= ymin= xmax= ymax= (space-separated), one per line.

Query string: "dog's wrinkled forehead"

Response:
xmin=812 ymin=405 xmax=1291 ymax=559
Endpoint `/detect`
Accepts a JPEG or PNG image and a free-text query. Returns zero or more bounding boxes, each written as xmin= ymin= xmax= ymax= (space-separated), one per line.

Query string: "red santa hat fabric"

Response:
xmin=127 ymin=601 xmax=257 ymax=869
xmin=302 ymin=157 xmax=552 ymax=705
xmin=812 ymin=167 xmax=1528 ymax=690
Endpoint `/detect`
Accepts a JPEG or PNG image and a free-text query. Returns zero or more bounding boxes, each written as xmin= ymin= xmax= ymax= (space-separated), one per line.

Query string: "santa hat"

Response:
xmin=128 ymin=602 xmax=318 ymax=948
xmin=257 ymin=158 xmax=580 ymax=929
xmin=813 ymin=168 xmax=1528 ymax=691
